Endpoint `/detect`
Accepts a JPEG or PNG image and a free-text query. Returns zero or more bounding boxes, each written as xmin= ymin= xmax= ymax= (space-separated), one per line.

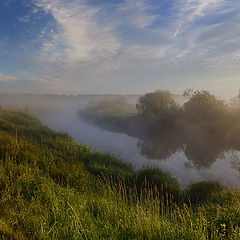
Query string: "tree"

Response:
xmin=229 ymin=89 xmax=240 ymax=111
xmin=183 ymin=90 xmax=227 ymax=122
xmin=136 ymin=90 xmax=179 ymax=119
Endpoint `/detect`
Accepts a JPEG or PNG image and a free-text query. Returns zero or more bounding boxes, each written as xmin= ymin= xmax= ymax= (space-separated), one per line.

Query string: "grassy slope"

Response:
xmin=0 ymin=110 xmax=239 ymax=239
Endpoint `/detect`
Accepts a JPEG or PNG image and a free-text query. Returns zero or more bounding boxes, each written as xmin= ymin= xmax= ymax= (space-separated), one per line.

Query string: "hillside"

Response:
xmin=0 ymin=110 xmax=239 ymax=239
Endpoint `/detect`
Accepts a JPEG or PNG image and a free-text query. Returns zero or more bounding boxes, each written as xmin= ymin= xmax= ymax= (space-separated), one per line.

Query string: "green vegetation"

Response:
xmin=183 ymin=90 xmax=228 ymax=122
xmin=79 ymin=97 xmax=144 ymax=137
xmin=0 ymin=110 xmax=239 ymax=239
xmin=82 ymin=89 xmax=240 ymax=135
xmin=87 ymin=96 xmax=136 ymax=117
xmin=136 ymin=90 xmax=179 ymax=119
xmin=187 ymin=181 xmax=224 ymax=204
xmin=135 ymin=89 xmax=240 ymax=136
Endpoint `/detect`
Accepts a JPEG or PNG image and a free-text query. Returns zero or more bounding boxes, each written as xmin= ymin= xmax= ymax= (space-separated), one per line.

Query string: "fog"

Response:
xmin=0 ymin=94 xmax=239 ymax=188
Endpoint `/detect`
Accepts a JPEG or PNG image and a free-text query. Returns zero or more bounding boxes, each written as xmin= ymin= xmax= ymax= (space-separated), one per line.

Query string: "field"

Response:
xmin=0 ymin=110 xmax=239 ymax=239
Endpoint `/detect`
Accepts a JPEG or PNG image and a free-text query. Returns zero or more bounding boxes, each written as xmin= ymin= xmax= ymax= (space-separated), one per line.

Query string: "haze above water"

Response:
xmin=0 ymin=94 xmax=239 ymax=188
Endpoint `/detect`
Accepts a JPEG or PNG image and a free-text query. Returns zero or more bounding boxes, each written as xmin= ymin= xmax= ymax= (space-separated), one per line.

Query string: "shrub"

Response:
xmin=187 ymin=181 xmax=224 ymax=203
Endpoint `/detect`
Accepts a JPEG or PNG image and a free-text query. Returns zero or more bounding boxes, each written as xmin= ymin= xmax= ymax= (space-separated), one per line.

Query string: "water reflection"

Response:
xmin=78 ymin=111 xmax=240 ymax=174
xmin=229 ymin=151 xmax=240 ymax=173
xmin=137 ymin=134 xmax=183 ymax=161
xmin=136 ymin=130 xmax=240 ymax=171
xmin=184 ymin=142 xmax=225 ymax=169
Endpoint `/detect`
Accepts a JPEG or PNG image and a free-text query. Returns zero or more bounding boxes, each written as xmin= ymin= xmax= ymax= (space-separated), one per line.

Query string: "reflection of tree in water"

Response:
xmin=184 ymin=142 xmax=226 ymax=170
xmin=228 ymin=151 xmax=240 ymax=173
xmin=137 ymin=135 xmax=183 ymax=160
xmin=137 ymin=131 xmax=240 ymax=170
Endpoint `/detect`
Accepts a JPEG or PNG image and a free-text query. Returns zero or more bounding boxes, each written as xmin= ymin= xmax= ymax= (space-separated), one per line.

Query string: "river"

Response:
xmin=34 ymin=105 xmax=240 ymax=189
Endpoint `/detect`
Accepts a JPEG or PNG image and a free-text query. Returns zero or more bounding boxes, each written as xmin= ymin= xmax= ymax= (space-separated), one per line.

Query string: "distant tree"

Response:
xmin=183 ymin=90 xmax=227 ymax=122
xmin=136 ymin=90 xmax=179 ymax=119
xmin=229 ymin=89 xmax=240 ymax=111
xmin=183 ymin=88 xmax=195 ymax=99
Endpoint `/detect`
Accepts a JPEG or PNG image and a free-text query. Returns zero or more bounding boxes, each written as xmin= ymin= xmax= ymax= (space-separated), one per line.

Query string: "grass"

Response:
xmin=187 ymin=181 xmax=224 ymax=204
xmin=0 ymin=109 xmax=239 ymax=239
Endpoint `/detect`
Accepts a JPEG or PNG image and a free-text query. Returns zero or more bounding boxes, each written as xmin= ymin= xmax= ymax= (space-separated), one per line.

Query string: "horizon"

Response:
xmin=0 ymin=0 xmax=240 ymax=98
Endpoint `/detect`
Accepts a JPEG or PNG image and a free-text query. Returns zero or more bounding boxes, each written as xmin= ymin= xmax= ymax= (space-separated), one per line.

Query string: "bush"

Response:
xmin=187 ymin=181 xmax=224 ymax=203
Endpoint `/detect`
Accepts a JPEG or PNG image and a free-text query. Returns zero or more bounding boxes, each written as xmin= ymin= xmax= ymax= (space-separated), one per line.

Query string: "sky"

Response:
xmin=0 ymin=0 xmax=240 ymax=98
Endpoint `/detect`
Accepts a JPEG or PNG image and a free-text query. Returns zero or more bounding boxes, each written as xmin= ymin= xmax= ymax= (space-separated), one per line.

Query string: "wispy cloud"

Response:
xmin=179 ymin=0 xmax=225 ymax=21
xmin=118 ymin=0 xmax=157 ymax=28
xmin=173 ymin=0 xmax=226 ymax=38
xmin=2 ymin=0 xmax=239 ymax=96
xmin=17 ymin=15 xmax=31 ymax=23
xmin=0 ymin=72 xmax=17 ymax=81
xmin=34 ymin=0 xmax=120 ymax=65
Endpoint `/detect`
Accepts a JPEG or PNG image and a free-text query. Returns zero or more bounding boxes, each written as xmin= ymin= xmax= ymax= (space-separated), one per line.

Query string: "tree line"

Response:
xmin=136 ymin=89 xmax=240 ymax=137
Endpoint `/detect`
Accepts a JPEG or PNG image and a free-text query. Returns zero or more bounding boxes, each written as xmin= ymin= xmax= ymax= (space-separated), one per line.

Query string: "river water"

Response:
xmin=37 ymin=106 xmax=240 ymax=189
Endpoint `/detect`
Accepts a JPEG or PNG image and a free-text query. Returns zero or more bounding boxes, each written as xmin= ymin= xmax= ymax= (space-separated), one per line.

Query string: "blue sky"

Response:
xmin=0 ymin=0 xmax=240 ymax=98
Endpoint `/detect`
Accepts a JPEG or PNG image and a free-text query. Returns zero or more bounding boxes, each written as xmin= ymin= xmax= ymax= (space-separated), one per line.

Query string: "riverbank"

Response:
xmin=0 ymin=110 xmax=239 ymax=239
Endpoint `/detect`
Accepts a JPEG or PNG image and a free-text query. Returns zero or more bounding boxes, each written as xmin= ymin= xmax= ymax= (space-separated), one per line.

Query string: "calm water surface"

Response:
xmin=37 ymin=107 xmax=240 ymax=188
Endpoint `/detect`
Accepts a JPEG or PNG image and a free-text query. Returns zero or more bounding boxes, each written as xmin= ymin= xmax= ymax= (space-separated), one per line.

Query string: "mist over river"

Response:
xmin=0 ymin=94 xmax=239 ymax=188
xmin=36 ymin=105 xmax=240 ymax=189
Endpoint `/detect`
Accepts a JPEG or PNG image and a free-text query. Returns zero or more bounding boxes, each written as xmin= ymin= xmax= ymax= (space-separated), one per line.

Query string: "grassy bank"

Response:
xmin=0 ymin=110 xmax=239 ymax=239
xmin=78 ymin=97 xmax=146 ymax=138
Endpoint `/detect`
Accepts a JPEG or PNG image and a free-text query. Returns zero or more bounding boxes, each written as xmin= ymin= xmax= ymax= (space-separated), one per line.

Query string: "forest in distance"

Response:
xmin=79 ymin=89 xmax=240 ymax=172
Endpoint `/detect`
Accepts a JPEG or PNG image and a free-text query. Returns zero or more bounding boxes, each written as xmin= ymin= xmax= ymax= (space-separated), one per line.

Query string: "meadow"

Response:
xmin=0 ymin=109 xmax=239 ymax=239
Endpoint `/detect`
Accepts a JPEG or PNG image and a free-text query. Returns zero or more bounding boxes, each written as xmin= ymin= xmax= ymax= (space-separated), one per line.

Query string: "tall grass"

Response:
xmin=0 ymin=110 xmax=239 ymax=239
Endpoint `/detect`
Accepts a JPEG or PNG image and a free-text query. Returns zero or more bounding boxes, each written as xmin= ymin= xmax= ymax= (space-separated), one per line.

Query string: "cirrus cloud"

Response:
xmin=0 ymin=0 xmax=239 ymax=97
